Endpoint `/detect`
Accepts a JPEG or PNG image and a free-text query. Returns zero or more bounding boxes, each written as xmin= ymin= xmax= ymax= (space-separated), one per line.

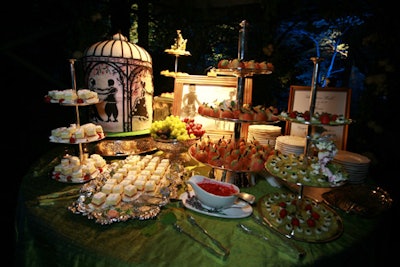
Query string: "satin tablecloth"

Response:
xmin=15 ymin=147 xmax=389 ymax=267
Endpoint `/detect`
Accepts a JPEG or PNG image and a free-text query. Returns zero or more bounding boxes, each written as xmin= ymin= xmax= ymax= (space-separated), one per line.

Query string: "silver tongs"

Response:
xmin=237 ymin=223 xmax=305 ymax=259
xmin=251 ymin=215 xmax=306 ymax=258
xmin=173 ymin=215 xmax=230 ymax=260
xmin=188 ymin=215 xmax=230 ymax=257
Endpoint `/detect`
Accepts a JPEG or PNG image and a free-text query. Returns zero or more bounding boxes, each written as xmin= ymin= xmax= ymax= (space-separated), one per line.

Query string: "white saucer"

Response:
xmin=179 ymin=191 xmax=253 ymax=218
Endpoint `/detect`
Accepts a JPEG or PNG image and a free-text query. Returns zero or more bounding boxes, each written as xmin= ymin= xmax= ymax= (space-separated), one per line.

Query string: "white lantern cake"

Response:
xmin=82 ymin=33 xmax=154 ymax=133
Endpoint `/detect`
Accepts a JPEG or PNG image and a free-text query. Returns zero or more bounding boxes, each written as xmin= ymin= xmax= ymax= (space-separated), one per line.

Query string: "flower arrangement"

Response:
xmin=310 ymin=133 xmax=347 ymax=184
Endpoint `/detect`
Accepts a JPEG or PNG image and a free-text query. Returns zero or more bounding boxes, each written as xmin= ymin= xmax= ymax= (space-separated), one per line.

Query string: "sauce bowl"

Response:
xmin=186 ymin=175 xmax=239 ymax=209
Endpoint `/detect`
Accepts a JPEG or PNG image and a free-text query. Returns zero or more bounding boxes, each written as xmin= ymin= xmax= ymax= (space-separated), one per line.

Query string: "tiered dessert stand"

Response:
xmin=48 ymin=59 xmax=105 ymax=183
xmin=189 ymin=20 xmax=278 ymax=187
xmin=268 ymin=57 xmax=351 ymax=196
xmin=261 ymin=57 xmax=353 ymax=242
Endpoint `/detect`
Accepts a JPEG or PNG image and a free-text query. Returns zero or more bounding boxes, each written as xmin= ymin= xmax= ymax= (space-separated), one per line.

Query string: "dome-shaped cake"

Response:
xmin=83 ymin=33 xmax=154 ymax=134
xmin=85 ymin=33 xmax=152 ymax=63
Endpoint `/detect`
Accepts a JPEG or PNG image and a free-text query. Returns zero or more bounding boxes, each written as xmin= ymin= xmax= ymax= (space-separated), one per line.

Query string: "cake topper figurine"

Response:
xmin=163 ymin=29 xmax=191 ymax=72
xmin=171 ymin=30 xmax=187 ymax=51
xmin=164 ymin=30 xmax=191 ymax=57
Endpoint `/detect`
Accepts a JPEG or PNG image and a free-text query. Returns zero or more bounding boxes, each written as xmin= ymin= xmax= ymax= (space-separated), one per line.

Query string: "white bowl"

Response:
xmin=186 ymin=175 xmax=239 ymax=209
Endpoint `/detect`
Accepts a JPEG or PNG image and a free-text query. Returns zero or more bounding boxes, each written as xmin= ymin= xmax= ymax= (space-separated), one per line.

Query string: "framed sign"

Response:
xmin=286 ymin=85 xmax=351 ymax=150
xmin=172 ymin=75 xmax=252 ymax=132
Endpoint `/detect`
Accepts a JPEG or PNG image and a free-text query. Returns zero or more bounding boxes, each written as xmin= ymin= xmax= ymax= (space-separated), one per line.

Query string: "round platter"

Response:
xmin=334 ymin=150 xmax=371 ymax=164
xmin=95 ymin=138 xmax=157 ymax=157
xmin=264 ymin=153 xmax=348 ymax=188
xmin=51 ymin=169 xmax=100 ymax=184
xmin=216 ymin=68 xmax=272 ymax=77
xmin=49 ymin=134 xmax=105 ymax=144
xmin=153 ymin=137 xmax=198 ymax=153
xmin=180 ymin=191 xmax=253 ymax=218
xmin=322 ymin=184 xmax=393 ymax=217
xmin=257 ymin=192 xmax=343 ymax=243
xmin=60 ymin=100 xmax=100 ymax=106
xmin=200 ymin=114 xmax=280 ymax=124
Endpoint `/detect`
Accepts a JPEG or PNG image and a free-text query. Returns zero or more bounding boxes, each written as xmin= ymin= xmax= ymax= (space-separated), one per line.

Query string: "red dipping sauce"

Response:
xmin=197 ymin=181 xmax=237 ymax=196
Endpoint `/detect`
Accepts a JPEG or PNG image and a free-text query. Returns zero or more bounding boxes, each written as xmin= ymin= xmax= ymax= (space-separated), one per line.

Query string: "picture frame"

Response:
xmin=286 ymin=85 xmax=351 ymax=150
xmin=172 ymin=75 xmax=253 ymax=132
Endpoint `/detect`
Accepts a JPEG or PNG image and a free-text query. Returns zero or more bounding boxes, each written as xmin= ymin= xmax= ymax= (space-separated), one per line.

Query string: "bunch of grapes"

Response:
xmin=150 ymin=115 xmax=195 ymax=141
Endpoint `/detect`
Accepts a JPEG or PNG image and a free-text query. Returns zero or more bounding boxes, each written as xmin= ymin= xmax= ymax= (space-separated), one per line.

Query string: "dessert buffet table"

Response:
xmin=15 ymin=146 xmax=392 ymax=267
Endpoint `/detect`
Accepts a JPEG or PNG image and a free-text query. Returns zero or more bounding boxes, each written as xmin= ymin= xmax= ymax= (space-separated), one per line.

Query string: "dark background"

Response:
xmin=6 ymin=0 xmax=398 ymax=263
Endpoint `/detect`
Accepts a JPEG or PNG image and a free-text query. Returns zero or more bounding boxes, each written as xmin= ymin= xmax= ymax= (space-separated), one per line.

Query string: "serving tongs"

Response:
xmin=173 ymin=215 xmax=230 ymax=260
xmin=250 ymin=214 xmax=306 ymax=258
xmin=32 ymin=187 xmax=81 ymax=206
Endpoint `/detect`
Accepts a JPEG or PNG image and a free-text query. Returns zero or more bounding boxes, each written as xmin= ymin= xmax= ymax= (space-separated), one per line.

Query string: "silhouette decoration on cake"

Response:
xmin=83 ymin=33 xmax=154 ymax=133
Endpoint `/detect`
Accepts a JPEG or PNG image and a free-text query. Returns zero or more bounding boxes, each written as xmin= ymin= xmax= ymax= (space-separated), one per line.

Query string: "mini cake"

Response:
xmin=106 ymin=193 xmax=122 ymax=206
xmin=91 ymin=154 xmax=106 ymax=167
xmin=127 ymin=155 xmax=141 ymax=164
xmin=125 ymin=173 xmax=137 ymax=181
xmin=83 ymin=162 xmax=96 ymax=174
xmin=83 ymin=123 xmax=97 ymax=137
xmin=61 ymin=165 xmax=73 ymax=176
xmin=117 ymin=167 xmax=128 ymax=176
xmin=112 ymin=173 xmax=124 ymax=183
xmin=124 ymin=175 xmax=136 ymax=183
xmin=123 ymin=184 xmax=137 ymax=197
xmin=77 ymin=89 xmax=99 ymax=103
xmin=129 ymin=165 xmax=142 ymax=172
xmin=95 ymin=125 xmax=104 ymax=135
xmin=105 ymin=178 xmax=118 ymax=185
xmin=134 ymin=179 xmax=146 ymax=190
xmin=60 ymin=127 xmax=74 ymax=139
xmin=61 ymin=158 xmax=70 ymax=167
xmin=123 ymin=163 xmax=134 ymax=171
xmin=160 ymin=158 xmax=170 ymax=165
xmin=74 ymin=127 xmax=85 ymax=139
xmin=92 ymin=192 xmax=107 ymax=206
xmin=149 ymin=175 xmax=161 ymax=184
xmin=144 ymin=180 xmax=156 ymax=192
xmin=101 ymin=184 xmax=114 ymax=194
xmin=119 ymin=179 xmax=132 ymax=187
xmin=72 ymin=169 xmax=83 ymax=180
xmin=63 ymin=89 xmax=78 ymax=102
xmin=153 ymin=168 xmax=165 ymax=176
xmin=112 ymin=184 xmax=124 ymax=194
xmin=137 ymin=161 xmax=145 ymax=170
xmin=145 ymin=164 xmax=156 ymax=172
xmin=127 ymin=170 xmax=138 ymax=176
xmin=140 ymin=170 xmax=151 ymax=179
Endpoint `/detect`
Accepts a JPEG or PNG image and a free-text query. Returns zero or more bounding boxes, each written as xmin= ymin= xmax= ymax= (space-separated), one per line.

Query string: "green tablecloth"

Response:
xmin=15 ymin=147 xmax=386 ymax=267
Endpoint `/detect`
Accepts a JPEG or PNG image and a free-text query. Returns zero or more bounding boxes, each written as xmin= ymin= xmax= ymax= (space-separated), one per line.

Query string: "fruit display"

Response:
xmin=198 ymin=102 xmax=279 ymax=122
xmin=44 ymin=89 xmax=99 ymax=105
xmin=217 ymin=59 xmax=274 ymax=71
xmin=258 ymin=192 xmax=343 ymax=242
xmin=265 ymin=151 xmax=348 ymax=187
xmin=188 ymin=136 xmax=274 ymax=172
xmin=150 ymin=115 xmax=205 ymax=141
xmin=279 ymin=110 xmax=352 ymax=125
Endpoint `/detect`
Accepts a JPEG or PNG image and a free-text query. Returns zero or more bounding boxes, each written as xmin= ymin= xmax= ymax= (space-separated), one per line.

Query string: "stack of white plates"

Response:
xmin=248 ymin=125 xmax=281 ymax=146
xmin=333 ymin=150 xmax=371 ymax=184
xmin=275 ymin=135 xmax=306 ymax=155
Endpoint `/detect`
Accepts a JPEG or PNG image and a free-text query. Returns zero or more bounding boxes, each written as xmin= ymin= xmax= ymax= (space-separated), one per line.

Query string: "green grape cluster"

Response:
xmin=150 ymin=115 xmax=195 ymax=141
